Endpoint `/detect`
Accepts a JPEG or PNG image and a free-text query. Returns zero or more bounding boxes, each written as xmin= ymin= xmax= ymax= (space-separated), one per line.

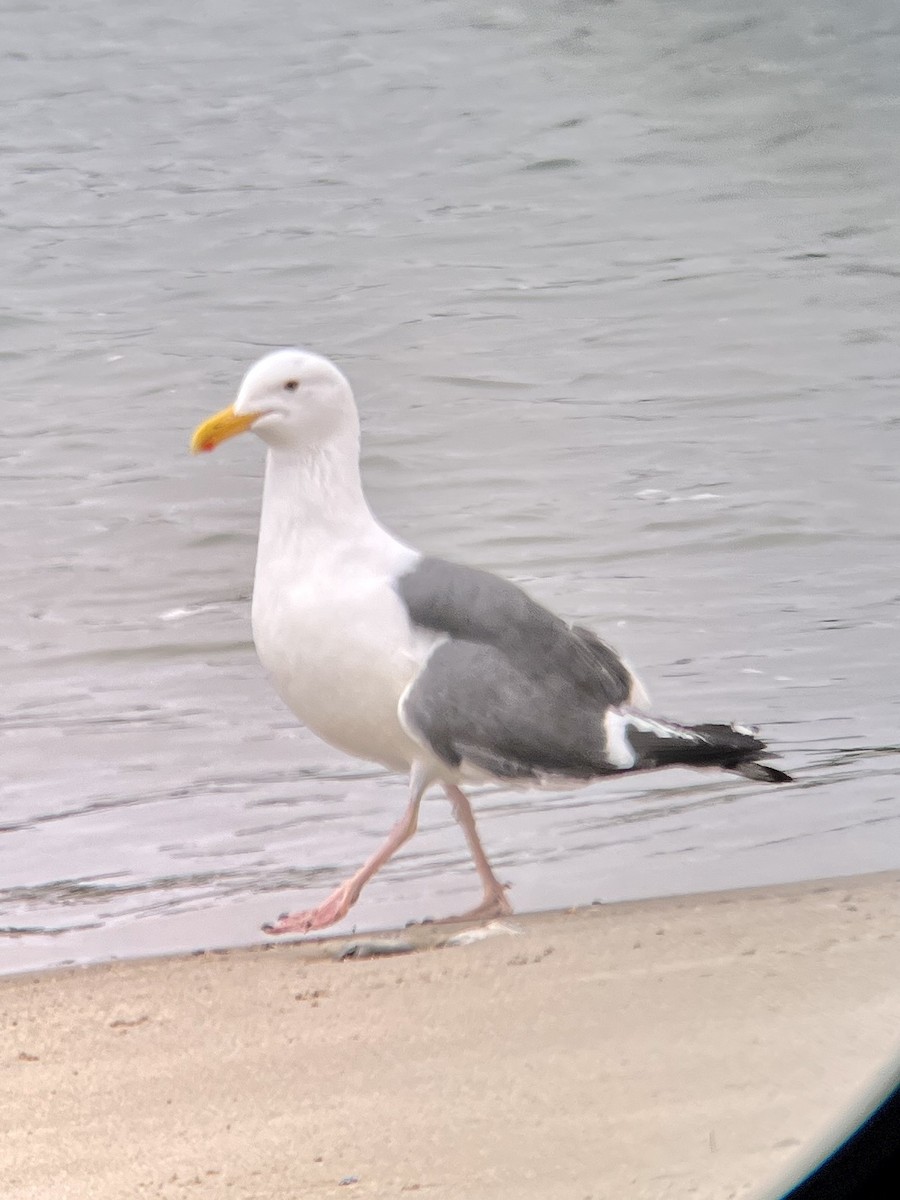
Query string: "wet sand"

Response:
xmin=2 ymin=872 xmax=898 ymax=1200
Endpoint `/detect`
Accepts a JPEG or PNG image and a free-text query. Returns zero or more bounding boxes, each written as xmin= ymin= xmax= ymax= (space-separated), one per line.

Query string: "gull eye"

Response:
xmin=283 ymin=379 xmax=299 ymax=392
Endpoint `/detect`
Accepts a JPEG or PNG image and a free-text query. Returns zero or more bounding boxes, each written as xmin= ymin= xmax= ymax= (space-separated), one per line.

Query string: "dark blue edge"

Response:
xmin=778 ymin=1063 xmax=900 ymax=1200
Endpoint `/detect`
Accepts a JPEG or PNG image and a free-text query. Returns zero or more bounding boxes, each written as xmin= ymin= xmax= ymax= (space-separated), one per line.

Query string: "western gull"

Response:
xmin=191 ymin=349 xmax=791 ymax=936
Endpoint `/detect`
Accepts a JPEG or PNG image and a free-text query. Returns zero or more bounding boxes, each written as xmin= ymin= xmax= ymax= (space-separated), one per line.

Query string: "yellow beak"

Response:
xmin=190 ymin=405 xmax=261 ymax=454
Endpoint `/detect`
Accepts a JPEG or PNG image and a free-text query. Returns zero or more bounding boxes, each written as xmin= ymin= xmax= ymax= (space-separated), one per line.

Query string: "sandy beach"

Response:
xmin=2 ymin=871 xmax=898 ymax=1200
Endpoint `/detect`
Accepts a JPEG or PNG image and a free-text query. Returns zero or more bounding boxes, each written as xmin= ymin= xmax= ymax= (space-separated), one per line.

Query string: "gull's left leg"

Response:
xmin=264 ymin=765 xmax=431 ymax=936
xmin=442 ymin=783 xmax=513 ymax=920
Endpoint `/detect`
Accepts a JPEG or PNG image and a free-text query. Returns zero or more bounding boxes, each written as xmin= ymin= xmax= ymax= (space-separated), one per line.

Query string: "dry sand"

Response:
xmin=2 ymin=872 xmax=899 ymax=1200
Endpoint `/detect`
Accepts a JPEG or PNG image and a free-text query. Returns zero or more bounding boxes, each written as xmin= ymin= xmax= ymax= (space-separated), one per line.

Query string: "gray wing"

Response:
xmin=395 ymin=557 xmax=634 ymax=781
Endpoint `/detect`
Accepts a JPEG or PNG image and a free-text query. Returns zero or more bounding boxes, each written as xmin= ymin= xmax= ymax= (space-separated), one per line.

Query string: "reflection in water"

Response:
xmin=1 ymin=0 xmax=899 ymax=974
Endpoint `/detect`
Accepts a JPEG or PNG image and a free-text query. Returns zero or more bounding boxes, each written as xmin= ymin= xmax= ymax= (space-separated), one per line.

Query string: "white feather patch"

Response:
xmin=604 ymin=708 xmax=702 ymax=770
xmin=603 ymin=709 xmax=637 ymax=769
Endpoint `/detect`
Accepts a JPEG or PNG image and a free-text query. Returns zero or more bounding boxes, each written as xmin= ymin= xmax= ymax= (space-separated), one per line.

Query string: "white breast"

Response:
xmin=251 ymin=544 xmax=433 ymax=772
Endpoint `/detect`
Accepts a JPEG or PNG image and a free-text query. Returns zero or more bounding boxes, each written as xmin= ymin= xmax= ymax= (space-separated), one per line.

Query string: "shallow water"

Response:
xmin=2 ymin=0 xmax=898 ymax=975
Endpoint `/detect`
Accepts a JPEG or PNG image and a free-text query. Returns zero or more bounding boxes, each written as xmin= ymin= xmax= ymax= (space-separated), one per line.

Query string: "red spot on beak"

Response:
xmin=200 ymin=441 xmax=215 ymax=453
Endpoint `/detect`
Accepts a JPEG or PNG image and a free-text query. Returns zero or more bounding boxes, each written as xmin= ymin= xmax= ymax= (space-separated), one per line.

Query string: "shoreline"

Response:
xmin=2 ymin=870 xmax=898 ymax=1199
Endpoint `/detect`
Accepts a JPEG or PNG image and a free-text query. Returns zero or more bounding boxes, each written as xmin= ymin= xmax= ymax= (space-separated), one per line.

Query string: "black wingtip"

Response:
xmin=732 ymin=761 xmax=794 ymax=784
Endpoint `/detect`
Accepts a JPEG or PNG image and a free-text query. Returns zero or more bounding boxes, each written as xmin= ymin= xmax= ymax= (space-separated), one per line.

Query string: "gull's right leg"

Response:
xmin=439 ymin=782 xmax=513 ymax=921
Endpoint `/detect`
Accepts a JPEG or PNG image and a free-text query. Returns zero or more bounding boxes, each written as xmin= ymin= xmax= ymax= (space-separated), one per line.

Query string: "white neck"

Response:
xmin=253 ymin=431 xmax=413 ymax=588
xmin=259 ymin=429 xmax=370 ymax=549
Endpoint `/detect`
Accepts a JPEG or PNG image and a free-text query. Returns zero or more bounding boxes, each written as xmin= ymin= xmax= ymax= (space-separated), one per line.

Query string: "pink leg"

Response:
xmin=263 ymin=770 xmax=429 ymax=937
xmin=441 ymin=784 xmax=513 ymax=921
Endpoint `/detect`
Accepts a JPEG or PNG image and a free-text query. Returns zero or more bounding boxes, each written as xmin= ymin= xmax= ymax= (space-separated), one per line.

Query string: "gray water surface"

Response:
xmin=2 ymin=0 xmax=899 ymax=975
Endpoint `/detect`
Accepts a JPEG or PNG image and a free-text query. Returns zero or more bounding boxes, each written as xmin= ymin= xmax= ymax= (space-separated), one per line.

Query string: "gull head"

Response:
xmin=191 ymin=349 xmax=359 ymax=454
